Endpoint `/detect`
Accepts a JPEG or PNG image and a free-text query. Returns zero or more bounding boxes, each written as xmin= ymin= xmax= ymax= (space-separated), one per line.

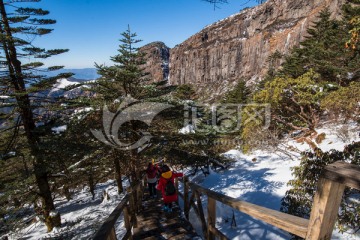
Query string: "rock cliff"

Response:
xmin=140 ymin=41 xmax=170 ymax=82
xmin=169 ymin=0 xmax=346 ymax=100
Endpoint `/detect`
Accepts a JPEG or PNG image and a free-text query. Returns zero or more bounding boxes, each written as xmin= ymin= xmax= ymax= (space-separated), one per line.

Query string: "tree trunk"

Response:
xmin=114 ymin=158 xmax=123 ymax=194
xmin=0 ymin=0 xmax=60 ymax=231
xmin=88 ymin=172 xmax=95 ymax=200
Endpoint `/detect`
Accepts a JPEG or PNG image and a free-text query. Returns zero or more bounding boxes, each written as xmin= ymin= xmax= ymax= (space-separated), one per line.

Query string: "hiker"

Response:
xmin=146 ymin=162 xmax=159 ymax=198
xmin=156 ymin=165 xmax=183 ymax=212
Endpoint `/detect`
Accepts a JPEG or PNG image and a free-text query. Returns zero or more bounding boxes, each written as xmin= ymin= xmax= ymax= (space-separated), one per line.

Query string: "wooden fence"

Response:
xmin=175 ymin=161 xmax=360 ymax=240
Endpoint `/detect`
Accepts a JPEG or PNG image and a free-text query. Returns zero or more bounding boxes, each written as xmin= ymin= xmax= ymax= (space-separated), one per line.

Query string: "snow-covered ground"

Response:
xmin=4 ymin=180 xmax=127 ymax=240
xmin=2 ymin=123 xmax=360 ymax=239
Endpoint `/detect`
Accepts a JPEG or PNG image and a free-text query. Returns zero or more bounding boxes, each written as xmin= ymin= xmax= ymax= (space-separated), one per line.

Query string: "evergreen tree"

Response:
xmin=95 ymin=25 xmax=147 ymax=100
xmin=280 ymin=7 xmax=360 ymax=85
xmin=222 ymin=80 xmax=250 ymax=104
xmin=0 ymin=0 xmax=70 ymax=231
xmin=92 ymin=26 xmax=177 ymax=185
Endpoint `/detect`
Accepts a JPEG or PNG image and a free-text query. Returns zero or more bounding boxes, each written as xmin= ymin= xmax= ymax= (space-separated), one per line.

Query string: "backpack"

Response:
xmin=164 ymin=179 xmax=176 ymax=196
xmin=147 ymin=167 xmax=157 ymax=179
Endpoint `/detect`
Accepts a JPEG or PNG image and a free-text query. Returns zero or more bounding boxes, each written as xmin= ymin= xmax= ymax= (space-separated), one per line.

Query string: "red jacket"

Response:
xmin=156 ymin=171 xmax=183 ymax=203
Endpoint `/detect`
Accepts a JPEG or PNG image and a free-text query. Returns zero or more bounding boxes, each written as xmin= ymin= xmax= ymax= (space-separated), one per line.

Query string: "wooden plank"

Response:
xmin=93 ymin=195 xmax=129 ymax=240
xmin=189 ymin=192 xmax=200 ymax=220
xmin=207 ymin=197 xmax=216 ymax=240
xmin=123 ymin=206 xmax=133 ymax=240
xmin=322 ymin=161 xmax=360 ymax=190
xmin=121 ymin=230 xmax=132 ymax=240
xmin=306 ymin=177 xmax=345 ymax=240
xmin=127 ymin=188 xmax=138 ymax=228
xmin=208 ymin=225 xmax=230 ymax=240
xmin=136 ymin=185 xmax=142 ymax=211
xmin=184 ymin=177 xmax=189 ymax=220
xmin=184 ymin=193 xmax=195 ymax=220
xmin=195 ymin=191 xmax=208 ymax=239
xmin=108 ymin=227 xmax=117 ymax=240
xmin=175 ymin=177 xmax=179 ymax=192
xmin=188 ymin=182 xmax=309 ymax=238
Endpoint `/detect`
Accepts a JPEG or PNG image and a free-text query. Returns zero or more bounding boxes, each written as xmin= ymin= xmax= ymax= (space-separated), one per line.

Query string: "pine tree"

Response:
xmin=0 ymin=0 xmax=70 ymax=231
xmin=93 ymin=26 xmax=145 ymax=184
xmin=222 ymin=80 xmax=250 ymax=104
xmin=280 ymin=8 xmax=359 ymax=86
xmin=95 ymin=25 xmax=147 ymax=100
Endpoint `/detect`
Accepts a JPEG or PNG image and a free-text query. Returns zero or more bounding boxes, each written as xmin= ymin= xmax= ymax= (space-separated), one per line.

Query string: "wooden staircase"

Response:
xmin=132 ymin=193 xmax=199 ymax=240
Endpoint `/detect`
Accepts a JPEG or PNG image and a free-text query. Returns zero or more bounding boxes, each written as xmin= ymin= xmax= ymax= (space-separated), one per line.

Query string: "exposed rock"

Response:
xmin=139 ymin=41 xmax=170 ymax=82
xmin=169 ymin=0 xmax=346 ymax=100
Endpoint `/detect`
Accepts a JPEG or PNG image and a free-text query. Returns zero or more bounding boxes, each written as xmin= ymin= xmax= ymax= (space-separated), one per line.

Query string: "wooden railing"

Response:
xmin=175 ymin=161 xmax=360 ymax=240
xmin=93 ymin=177 xmax=145 ymax=240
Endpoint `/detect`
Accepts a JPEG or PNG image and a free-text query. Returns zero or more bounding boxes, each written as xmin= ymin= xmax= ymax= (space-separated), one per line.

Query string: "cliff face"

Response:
xmin=169 ymin=0 xmax=345 ymax=99
xmin=140 ymin=41 xmax=170 ymax=82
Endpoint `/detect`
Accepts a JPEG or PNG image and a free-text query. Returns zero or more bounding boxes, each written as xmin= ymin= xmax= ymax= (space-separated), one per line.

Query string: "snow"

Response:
xmin=0 ymin=95 xmax=10 ymax=99
xmin=183 ymin=150 xmax=299 ymax=239
xmin=179 ymin=124 xmax=195 ymax=134
xmin=49 ymin=211 xmax=59 ymax=217
xmin=74 ymin=107 xmax=93 ymax=114
xmin=51 ymin=125 xmax=67 ymax=134
xmin=50 ymin=78 xmax=79 ymax=93
xmin=3 ymin=180 xmax=128 ymax=240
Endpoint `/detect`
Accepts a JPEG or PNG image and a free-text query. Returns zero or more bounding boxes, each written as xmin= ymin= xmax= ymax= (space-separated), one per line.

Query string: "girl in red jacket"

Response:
xmin=156 ymin=165 xmax=183 ymax=212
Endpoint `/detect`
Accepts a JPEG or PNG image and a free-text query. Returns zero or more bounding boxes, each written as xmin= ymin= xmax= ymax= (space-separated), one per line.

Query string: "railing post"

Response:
xmin=175 ymin=177 xmax=179 ymax=191
xmin=305 ymin=177 xmax=345 ymax=240
xmin=184 ymin=176 xmax=189 ymax=220
xmin=136 ymin=184 xmax=142 ymax=211
xmin=195 ymin=191 xmax=207 ymax=239
xmin=127 ymin=187 xmax=138 ymax=228
xmin=108 ymin=226 xmax=117 ymax=240
xmin=207 ymin=196 xmax=216 ymax=240
xmin=123 ymin=206 xmax=133 ymax=240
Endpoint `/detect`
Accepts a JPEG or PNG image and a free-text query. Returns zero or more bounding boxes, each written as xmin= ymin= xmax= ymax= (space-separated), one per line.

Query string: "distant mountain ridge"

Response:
xmin=45 ymin=68 xmax=100 ymax=80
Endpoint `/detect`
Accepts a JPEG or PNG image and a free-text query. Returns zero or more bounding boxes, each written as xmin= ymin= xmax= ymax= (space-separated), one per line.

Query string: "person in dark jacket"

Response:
xmin=146 ymin=162 xmax=159 ymax=198
xmin=156 ymin=165 xmax=183 ymax=212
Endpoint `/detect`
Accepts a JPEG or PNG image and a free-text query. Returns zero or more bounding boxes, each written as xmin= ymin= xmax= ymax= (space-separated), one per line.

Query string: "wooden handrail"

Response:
xmin=187 ymin=182 xmax=309 ymax=238
xmin=176 ymin=161 xmax=360 ymax=240
xmin=322 ymin=161 xmax=360 ymax=189
xmin=93 ymin=177 xmax=145 ymax=240
xmin=93 ymin=195 xmax=129 ymax=240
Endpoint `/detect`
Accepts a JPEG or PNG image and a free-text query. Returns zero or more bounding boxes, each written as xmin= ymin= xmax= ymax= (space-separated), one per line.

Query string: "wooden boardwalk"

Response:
xmin=132 ymin=192 xmax=200 ymax=240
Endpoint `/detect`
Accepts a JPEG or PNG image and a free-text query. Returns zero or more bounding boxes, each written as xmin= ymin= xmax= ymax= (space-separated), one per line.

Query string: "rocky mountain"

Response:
xmin=139 ymin=42 xmax=170 ymax=82
xmin=143 ymin=0 xmax=346 ymax=100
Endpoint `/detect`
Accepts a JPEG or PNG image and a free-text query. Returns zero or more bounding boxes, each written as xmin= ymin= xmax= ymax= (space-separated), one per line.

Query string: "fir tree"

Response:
xmin=95 ymin=25 xmax=147 ymax=100
xmin=0 ymin=0 xmax=70 ymax=231
xmin=281 ymin=7 xmax=359 ymax=85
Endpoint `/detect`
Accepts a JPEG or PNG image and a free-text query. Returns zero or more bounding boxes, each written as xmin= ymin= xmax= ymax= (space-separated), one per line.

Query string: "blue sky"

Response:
xmin=25 ymin=0 xmax=258 ymax=68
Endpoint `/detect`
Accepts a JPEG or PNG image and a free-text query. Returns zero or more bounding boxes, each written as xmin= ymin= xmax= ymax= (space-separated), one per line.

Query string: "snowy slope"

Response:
xmin=4 ymin=180 xmax=127 ymax=240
